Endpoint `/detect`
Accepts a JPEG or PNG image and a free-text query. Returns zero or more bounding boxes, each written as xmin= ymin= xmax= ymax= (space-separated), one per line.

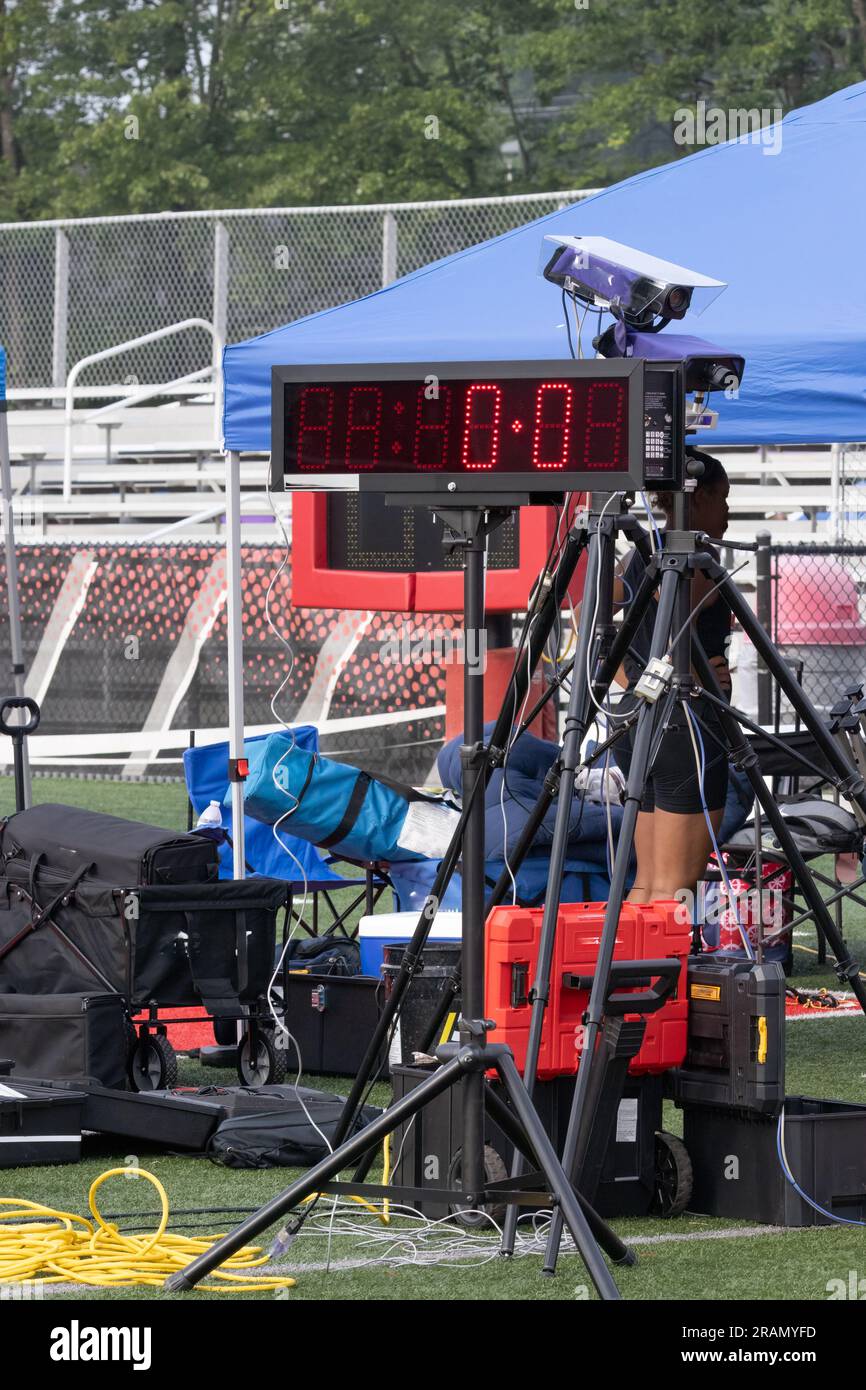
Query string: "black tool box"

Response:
xmin=0 ymin=1076 xmax=85 ymax=1167
xmin=83 ymin=1083 xmax=226 ymax=1149
xmin=668 ymin=957 xmax=786 ymax=1114
xmin=390 ymin=1064 xmax=663 ymax=1220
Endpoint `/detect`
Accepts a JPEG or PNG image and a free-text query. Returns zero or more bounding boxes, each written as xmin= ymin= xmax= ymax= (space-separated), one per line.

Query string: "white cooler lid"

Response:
xmin=358 ymin=911 xmax=462 ymax=938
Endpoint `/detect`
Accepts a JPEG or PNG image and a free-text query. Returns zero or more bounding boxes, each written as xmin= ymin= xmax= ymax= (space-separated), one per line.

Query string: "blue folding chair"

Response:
xmin=183 ymin=728 xmax=390 ymax=937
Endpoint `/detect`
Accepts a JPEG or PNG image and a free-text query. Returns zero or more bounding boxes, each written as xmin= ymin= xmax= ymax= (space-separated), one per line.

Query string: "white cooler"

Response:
xmin=358 ymin=911 xmax=463 ymax=977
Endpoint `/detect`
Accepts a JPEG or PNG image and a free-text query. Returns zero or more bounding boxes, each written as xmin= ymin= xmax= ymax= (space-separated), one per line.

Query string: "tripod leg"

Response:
xmin=494 ymin=1050 xmax=621 ymax=1298
xmin=499 ymin=523 xmax=609 ymax=1252
xmin=484 ymin=1084 xmax=635 ymax=1266
xmin=165 ymin=1053 xmax=468 ymax=1291
xmin=542 ymin=564 xmax=683 ymax=1273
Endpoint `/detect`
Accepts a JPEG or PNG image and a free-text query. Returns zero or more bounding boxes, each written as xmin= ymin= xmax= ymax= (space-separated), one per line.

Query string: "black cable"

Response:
xmin=562 ymin=288 xmax=576 ymax=359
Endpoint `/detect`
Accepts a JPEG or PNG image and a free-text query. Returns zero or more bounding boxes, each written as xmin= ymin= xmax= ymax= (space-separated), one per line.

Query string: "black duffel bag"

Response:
xmin=0 ymin=803 xmax=219 ymax=886
xmin=208 ymin=1085 xmax=381 ymax=1168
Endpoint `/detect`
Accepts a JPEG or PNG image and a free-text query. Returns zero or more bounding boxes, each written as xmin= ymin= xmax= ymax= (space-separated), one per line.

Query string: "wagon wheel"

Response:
xmin=650 ymin=1131 xmax=693 ymax=1217
xmin=447 ymin=1145 xmax=509 ymax=1230
xmin=237 ymin=1029 xmax=287 ymax=1087
xmin=128 ymin=1033 xmax=178 ymax=1092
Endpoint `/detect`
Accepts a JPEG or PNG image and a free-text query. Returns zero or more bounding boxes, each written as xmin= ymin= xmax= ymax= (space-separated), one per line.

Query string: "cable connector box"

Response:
xmin=634 ymin=657 xmax=673 ymax=703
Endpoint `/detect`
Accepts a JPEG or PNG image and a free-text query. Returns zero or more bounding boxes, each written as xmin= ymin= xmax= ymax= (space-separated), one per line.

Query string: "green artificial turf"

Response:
xmin=2 ymin=772 xmax=865 ymax=1302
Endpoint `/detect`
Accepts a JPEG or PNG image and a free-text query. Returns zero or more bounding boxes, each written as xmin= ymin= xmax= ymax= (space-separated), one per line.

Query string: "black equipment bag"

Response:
xmin=0 ymin=992 xmax=128 ymax=1088
xmin=725 ymin=795 xmax=862 ymax=858
xmin=208 ymin=1084 xmax=381 ymax=1168
xmin=0 ymin=860 xmax=289 ymax=1010
xmin=285 ymin=933 xmax=361 ymax=976
xmin=0 ymin=802 xmax=219 ymax=886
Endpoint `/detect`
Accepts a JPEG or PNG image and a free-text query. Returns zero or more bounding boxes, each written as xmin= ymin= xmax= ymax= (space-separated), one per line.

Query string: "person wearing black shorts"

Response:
xmin=610 ymin=450 xmax=732 ymax=903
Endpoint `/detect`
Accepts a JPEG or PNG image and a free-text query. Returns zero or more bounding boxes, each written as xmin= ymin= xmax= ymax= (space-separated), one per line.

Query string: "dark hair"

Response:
xmin=653 ymin=448 xmax=728 ymax=520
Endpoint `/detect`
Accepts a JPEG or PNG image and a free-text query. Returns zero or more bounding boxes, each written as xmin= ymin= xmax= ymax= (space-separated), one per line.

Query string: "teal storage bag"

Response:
xmin=234 ymin=732 xmax=456 ymax=864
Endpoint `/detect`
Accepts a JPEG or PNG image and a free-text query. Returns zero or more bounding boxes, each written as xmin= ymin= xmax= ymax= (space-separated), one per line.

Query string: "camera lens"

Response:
xmin=664 ymin=286 xmax=690 ymax=317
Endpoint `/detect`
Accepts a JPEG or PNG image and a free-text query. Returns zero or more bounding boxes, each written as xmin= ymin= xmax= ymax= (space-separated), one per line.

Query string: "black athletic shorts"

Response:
xmin=611 ymin=692 xmax=729 ymax=814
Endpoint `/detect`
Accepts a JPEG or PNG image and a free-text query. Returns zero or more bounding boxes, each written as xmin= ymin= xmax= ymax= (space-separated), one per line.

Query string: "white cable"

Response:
xmin=683 ymin=702 xmax=754 ymax=959
xmin=259 ymin=489 xmax=339 ymax=1157
xmin=584 ymin=493 xmax=632 ymax=722
xmin=639 ymin=491 xmax=663 ymax=553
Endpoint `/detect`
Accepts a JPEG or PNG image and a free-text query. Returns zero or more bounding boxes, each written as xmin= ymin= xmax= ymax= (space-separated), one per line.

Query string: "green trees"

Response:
xmin=0 ymin=0 xmax=863 ymax=220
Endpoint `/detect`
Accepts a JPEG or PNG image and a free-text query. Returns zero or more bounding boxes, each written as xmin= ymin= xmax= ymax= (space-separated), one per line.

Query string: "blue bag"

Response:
xmin=235 ymin=732 xmax=459 ymax=864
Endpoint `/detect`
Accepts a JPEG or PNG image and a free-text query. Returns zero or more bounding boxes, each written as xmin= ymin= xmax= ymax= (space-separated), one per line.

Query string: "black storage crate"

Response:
xmin=0 ymin=992 xmax=129 ymax=1089
xmin=280 ymin=973 xmax=385 ymax=1076
xmin=391 ymin=1064 xmax=662 ymax=1219
xmin=684 ymin=1096 xmax=866 ymax=1226
xmin=0 ymin=1077 xmax=85 ymax=1167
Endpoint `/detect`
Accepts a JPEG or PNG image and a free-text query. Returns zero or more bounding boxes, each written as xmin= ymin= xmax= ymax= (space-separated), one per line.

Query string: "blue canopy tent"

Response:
xmin=223 ymin=81 xmax=866 ymax=451
xmin=218 ymin=80 xmax=866 ymax=872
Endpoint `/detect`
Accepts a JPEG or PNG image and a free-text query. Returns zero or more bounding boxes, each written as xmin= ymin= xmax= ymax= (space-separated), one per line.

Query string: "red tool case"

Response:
xmin=484 ymin=901 xmax=691 ymax=1080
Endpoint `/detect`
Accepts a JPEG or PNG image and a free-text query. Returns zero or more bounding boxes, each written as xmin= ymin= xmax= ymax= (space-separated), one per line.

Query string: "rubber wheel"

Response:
xmin=237 ymin=1029 xmax=287 ymax=1086
xmin=128 ymin=1033 xmax=178 ymax=1092
xmin=651 ymin=1130 xmax=693 ymax=1217
xmin=448 ymin=1145 xmax=509 ymax=1230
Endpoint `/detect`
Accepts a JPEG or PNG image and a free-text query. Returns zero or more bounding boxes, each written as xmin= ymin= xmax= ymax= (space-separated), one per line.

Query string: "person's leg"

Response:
xmin=646 ymin=703 xmax=729 ymax=901
xmin=627 ymin=811 xmax=656 ymax=902
xmin=645 ymin=806 xmax=723 ymax=900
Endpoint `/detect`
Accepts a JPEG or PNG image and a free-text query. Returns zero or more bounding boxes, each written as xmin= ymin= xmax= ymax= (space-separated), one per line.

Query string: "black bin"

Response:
xmin=684 ymin=1095 xmax=866 ymax=1226
xmin=382 ymin=943 xmax=461 ymax=1067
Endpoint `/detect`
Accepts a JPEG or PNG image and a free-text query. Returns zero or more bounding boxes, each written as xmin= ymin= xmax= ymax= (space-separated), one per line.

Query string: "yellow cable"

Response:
xmin=792 ymin=939 xmax=866 ymax=980
xmin=0 ymin=1168 xmax=296 ymax=1294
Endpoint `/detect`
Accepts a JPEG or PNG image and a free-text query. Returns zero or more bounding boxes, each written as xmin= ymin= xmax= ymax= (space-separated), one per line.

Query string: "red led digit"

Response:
xmin=461 ymin=383 xmax=502 ymax=470
xmin=296 ymin=386 xmax=334 ymax=470
xmin=413 ymin=385 xmax=452 ymax=470
xmin=345 ymin=385 xmax=383 ymax=470
xmin=583 ymin=381 xmax=625 ymax=468
xmin=531 ymin=382 xmax=572 ymax=469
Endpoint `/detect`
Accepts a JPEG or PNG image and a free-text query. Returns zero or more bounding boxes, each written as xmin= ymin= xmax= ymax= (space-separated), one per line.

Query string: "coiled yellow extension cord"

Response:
xmin=0 ymin=1167 xmax=296 ymax=1293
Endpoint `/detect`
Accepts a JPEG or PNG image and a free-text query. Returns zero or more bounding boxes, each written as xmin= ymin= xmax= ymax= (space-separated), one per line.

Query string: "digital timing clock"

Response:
xmin=270 ymin=360 xmax=646 ymax=498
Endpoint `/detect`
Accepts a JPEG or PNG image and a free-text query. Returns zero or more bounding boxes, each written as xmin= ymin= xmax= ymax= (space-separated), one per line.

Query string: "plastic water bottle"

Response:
xmin=196 ymin=800 xmax=223 ymax=830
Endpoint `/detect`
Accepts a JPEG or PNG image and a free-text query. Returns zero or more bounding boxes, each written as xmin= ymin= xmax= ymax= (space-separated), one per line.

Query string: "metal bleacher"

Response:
xmin=5 ymin=368 xmax=860 ymax=549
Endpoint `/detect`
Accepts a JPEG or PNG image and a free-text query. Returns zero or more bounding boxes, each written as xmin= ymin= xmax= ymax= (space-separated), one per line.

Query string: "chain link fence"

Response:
xmin=756 ymin=538 xmax=866 ymax=721
xmin=0 ymin=191 xmax=595 ymax=393
xmin=0 ymin=541 xmax=455 ymax=784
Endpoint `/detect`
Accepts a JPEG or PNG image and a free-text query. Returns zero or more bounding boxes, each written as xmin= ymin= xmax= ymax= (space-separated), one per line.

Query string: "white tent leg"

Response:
xmin=225 ymin=448 xmax=246 ymax=878
xmin=0 ymin=407 xmax=32 ymax=806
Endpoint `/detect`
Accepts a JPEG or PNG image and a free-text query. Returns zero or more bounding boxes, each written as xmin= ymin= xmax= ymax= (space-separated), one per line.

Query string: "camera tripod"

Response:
xmin=491 ymin=490 xmax=866 ymax=1272
xmin=167 ymin=499 xmax=635 ymax=1300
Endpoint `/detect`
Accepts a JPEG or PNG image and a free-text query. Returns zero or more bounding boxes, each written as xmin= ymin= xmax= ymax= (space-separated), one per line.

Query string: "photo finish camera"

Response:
xmin=540 ymin=234 xmax=726 ymax=330
xmin=541 ymin=234 xmax=745 ymax=491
